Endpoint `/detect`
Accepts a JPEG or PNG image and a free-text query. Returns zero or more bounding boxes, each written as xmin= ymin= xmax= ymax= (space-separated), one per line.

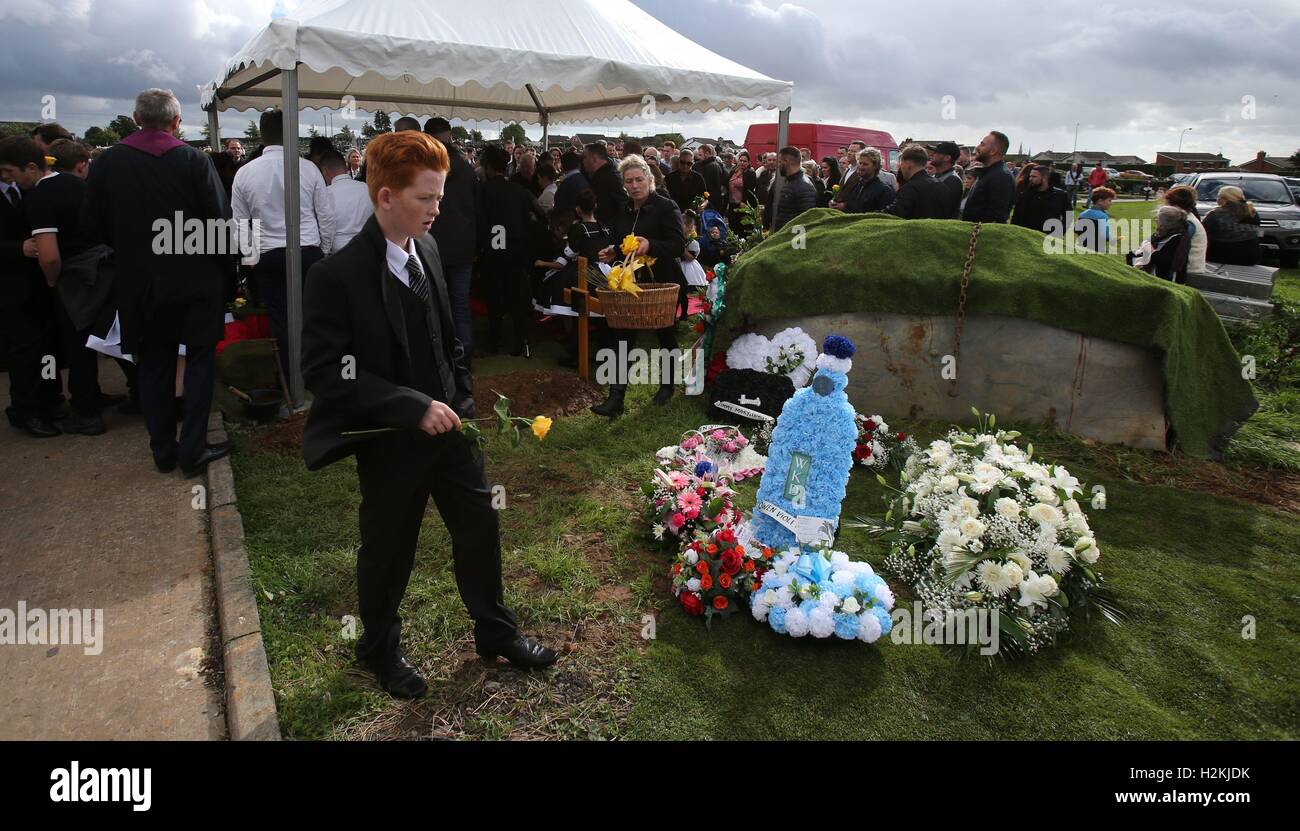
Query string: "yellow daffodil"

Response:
xmin=703 ymin=191 xmax=710 ymax=199
xmin=530 ymin=416 xmax=552 ymax=441
xmin=620 ymin=234 xmax=640 ymax=256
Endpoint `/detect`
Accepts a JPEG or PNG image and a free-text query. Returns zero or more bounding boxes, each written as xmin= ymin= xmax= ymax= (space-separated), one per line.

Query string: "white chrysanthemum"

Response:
xmin=752 ymin=598 xmax=769 ymax=621
xmin=831 ymin=571 xmax=855 ymax=590
xmin=686 ymin=577 xmax=701 ymax=592
xmin=938 ymin=475 xmax=960 ymax=493
xmin=994 ymin=497 xmax=1021 ymax=520
xmin=653 ymin=523 xmax=666 ymax=541
xmin=773 ymin=586 xmax=794 ymax=608
xmin=1046 ymin=546 xmax=1073 ymax=575
xmin=819 ymin=591 xmax=840 ymax=610
xmin=873 ymin=583 xmax=895 ymax=609
xmin=1018 ymin=571 xmax=1059 ymax=608
xmin=936 ymin=527 xmax=964 ymax=554
xmin=784 ymin=606 xmax=809 ymax=637
xmin=977 ymin=560 xmax=1016 ymax=596
xmin=858 ymin=612 xmax=883 ymax=643
xmin=870 ymin=414 xmax=889 ymax=434
xmin=808 ymin=606 xmax=836 ymax=638
xmin=959 ymin=495 xmax=981 ymax=517
xmin=829 ymin=551 xmax=851 ymax=570
xmin=959 ymin=517 xmax=986 ymax=539
xmin=969 ymin=463 xmax=1002 ymax=494
xmin=1028 ymin=503 xmax=1064 ymax=527
xmin=725 ymin=332 xmax=773 ymax=371
xmin=841 ymin=596 xmax=862 ymax=614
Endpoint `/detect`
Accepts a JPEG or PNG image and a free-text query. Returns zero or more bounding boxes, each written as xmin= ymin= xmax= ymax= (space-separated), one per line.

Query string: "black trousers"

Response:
xmin=1 ymin=288 xmax=62 ymax=419
xmin=353 ymin=429 xmax=519 ymax=663
xmin=251 ymin=246 xmax=324 ymax=382
xmin=57 ymin=302 xmax=137 ymax=416
xmin=479 ymin=257 xmax=531 ymax=352
xmin=137 ymin=334 xmax=214 ymax=469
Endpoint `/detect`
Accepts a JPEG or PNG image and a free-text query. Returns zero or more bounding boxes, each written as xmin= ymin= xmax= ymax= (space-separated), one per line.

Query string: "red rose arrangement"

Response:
xmin=671 ymin=526 xmax=774 ymax=627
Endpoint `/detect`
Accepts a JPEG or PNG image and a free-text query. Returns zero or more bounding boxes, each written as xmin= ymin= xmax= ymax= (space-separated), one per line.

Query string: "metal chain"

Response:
xmin=948 ymin=222 xmax=981 ymax=398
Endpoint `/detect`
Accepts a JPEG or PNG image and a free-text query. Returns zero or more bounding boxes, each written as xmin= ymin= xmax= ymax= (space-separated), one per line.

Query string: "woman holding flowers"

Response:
xmin=589 ymin=154 xmax=688 ymax=418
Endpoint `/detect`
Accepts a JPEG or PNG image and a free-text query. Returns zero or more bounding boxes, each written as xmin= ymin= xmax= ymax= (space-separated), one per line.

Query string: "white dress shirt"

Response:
xmin=231 ymin=145 xmax=336 ymax=254
xmin=385 ymin=236 xmax=419 ymax=288
xmin=327 ymin=176 xmax=373 ymax=251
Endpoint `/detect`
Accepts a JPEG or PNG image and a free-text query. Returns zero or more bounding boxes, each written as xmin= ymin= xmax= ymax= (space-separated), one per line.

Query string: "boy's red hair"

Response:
xmin=364 ymin=130 xmax=449 ymax=205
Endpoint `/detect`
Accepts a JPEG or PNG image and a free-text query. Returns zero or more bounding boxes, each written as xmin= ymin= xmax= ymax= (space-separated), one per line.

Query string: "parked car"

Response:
xmin=1187 ymin=171 xmax=1300 ymax=268
xmin=1286 ymin=177 xmax=1300 ymax=203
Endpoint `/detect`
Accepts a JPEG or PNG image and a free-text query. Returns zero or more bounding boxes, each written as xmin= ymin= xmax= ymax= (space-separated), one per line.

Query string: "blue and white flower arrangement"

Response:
xmin=750 ymin=547 xmax=895 ymax=642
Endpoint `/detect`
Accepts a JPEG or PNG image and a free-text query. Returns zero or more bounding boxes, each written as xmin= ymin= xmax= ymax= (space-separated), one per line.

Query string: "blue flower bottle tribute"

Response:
xmin=750 ymin=335 xmax=859 ymax=553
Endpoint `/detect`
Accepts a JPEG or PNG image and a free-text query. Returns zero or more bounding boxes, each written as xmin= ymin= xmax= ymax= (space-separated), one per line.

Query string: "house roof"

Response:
xmin=1157 ymin=151 xmax=1227 ymax=160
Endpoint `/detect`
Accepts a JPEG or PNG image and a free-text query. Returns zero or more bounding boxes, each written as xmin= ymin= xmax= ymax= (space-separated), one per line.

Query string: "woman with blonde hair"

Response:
xmin=1202 ymin=185 xmax=1261 ymax=266
xmin=589 ymin=154 xmax=688 ymax=418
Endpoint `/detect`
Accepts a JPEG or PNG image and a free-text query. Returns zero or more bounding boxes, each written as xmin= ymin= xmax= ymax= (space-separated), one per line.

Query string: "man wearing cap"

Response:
xmin=929 ymin=141 xmax=963 ymax=219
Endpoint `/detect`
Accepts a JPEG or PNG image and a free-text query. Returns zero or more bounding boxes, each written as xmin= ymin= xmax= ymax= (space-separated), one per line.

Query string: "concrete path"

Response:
xmin=0 ymin=359 xmax=224 ymax=739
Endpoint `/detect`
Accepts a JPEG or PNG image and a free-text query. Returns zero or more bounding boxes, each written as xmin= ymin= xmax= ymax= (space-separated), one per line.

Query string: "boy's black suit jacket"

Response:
xmin=301 ymin=215 xmax=473 ymax=471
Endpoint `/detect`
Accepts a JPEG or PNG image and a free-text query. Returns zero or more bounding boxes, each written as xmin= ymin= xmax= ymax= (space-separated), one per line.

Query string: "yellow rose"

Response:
xmin=530 ymin=416 xmax=552 ymax=441
xmin=703 ymin=191 xmax=710 ymax=198
xmin=620 ymin=234 xmax=640 ymax=256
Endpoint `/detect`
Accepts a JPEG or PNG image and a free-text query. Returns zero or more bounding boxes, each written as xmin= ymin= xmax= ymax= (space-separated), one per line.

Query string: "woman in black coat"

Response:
xmin=589 ymin=154 xmax=688 ymax=418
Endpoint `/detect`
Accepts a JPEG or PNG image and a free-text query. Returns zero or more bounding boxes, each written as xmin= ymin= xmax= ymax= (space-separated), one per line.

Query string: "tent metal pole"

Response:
xmin=282 ymin=65 xmax=305 ymax=408
xmin=207 ymin=108 xmax=220 ymax=152
xmin=771 ymin=106 xmax=790 ymax=232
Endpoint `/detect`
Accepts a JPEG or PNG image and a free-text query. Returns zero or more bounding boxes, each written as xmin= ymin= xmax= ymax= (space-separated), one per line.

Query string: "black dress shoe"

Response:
xmin=478 ymin=634 xmax=558 ymax=669
xmin=589 ymin=386 xmax=625 ymax=419
xmin=370 ymin=654 xmax=427 ymax=699
xmin=651 ymin=383 xmax=675 ymax=405
xmin=64 ymin=412 xmax=107 ymax=436
xmin=180 ymin=443 xmax=232 ymax=477
xmin=94 ymin=392 xmax=128 ymax=410
xmin=22 ymin=416 xmax=62 ymax=438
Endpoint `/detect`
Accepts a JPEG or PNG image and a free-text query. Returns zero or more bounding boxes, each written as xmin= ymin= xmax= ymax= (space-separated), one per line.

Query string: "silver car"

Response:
xmin=1188 ymin=171 xmax=1300 ymax=268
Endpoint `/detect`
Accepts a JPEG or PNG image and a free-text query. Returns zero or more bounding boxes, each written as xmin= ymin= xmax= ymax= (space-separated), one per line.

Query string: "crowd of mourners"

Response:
xmin=0 ymin=87 xmax=1271 ymax=444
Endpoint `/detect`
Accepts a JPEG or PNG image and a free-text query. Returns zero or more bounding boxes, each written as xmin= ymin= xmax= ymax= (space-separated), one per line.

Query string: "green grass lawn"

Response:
xmin=226 ymin=210 xmax=1299 ymax=739
xmin=229 ymin=379 xmax=1300 ymax=740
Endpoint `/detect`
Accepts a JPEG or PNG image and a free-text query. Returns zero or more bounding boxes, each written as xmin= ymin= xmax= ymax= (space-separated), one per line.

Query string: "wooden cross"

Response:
xmin=562 ymin=255 xmax=605 ymax=381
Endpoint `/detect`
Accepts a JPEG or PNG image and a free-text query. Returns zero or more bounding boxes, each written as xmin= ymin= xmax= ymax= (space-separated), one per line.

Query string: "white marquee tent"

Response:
xmin=201 ymin=0 xmax=793 ymax=403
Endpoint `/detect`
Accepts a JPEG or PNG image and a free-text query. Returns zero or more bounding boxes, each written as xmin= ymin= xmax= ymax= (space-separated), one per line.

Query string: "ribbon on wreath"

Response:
xmin=699 ymin=262 xmax=727 ymax=361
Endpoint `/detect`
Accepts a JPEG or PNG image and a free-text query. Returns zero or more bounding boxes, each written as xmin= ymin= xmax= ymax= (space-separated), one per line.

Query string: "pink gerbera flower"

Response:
xmin=678 ymin=490 xmax=702 ymax=512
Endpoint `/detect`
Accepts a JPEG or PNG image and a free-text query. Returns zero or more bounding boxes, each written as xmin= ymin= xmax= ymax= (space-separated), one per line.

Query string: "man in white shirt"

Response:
xmin=317 ymin=148 xmax=373 ymax=251
xmin=231 ymin=109 xmax=335 ymax=383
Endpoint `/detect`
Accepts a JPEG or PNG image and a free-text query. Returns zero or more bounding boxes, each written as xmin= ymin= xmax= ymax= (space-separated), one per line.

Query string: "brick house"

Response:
xmin=1155 ymin=151 xmax=1230 ymax=173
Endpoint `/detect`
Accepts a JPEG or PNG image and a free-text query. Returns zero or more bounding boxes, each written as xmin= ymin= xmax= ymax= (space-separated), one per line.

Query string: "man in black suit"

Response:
xmin=422 ymin=117 xmax=478 ymax=368
xmin=883 ymin=144 xmax=954 ymax=220
xmin=582 ymin=142 xmax=627 ymax=229
xmin=0 ymin=137 xmax=64 ymax=437
xmin=301 ymin=130 xmax=556 ymax=700
xmin=81 ymin=88 xmax=235 ymax=475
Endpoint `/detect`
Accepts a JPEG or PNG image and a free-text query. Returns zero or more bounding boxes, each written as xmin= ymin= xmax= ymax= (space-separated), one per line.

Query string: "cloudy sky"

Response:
xmin=1 ymin=0 xmax=1297 ymax=164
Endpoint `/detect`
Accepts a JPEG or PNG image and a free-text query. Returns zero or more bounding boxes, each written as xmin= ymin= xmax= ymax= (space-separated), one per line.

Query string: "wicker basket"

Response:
xmin=596 ymin=283 xmax=680 ymax=330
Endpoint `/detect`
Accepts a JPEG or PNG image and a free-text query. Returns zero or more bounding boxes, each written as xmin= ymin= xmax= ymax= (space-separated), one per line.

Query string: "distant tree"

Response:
xmin=108 ymin=115 xmax=138 ymax=138
xmin=1 ymin=122 xmax=36 ymax=138
xmin=469 ymin=129 xmax=483 ymax=143
xmin=450 ymin=125 xmax=469 ymax=141
xmin=244 ymin=121 xmax=262 ymax=144
xmin=334 ymin=124 xmax=357 ymax=147
xmin=82 ymin=126 xmax=119 ymax=147
xmin=307 ymin=125 xmax=321 ymax=139
xmin=500 ymin=122 xmax=526 ymax=145
xmin=1290 ymin=148 xmax=1300 ymax=168
xmin=361 ymin=111 xmax=392 ymax=139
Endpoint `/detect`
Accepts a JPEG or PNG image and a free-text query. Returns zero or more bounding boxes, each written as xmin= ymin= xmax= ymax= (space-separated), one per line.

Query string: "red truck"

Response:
xmin=742 ymin=123 xmax=900 ymax=172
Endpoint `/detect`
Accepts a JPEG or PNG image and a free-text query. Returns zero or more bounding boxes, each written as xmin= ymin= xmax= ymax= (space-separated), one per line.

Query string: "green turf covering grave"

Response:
xmin=721 ymin=210 xmax=1257 ymax=457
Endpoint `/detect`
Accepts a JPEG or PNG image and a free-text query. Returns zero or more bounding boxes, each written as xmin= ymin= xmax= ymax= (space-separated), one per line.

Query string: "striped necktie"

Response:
xmin=405 ymin=253 xmax=432 ymax=305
